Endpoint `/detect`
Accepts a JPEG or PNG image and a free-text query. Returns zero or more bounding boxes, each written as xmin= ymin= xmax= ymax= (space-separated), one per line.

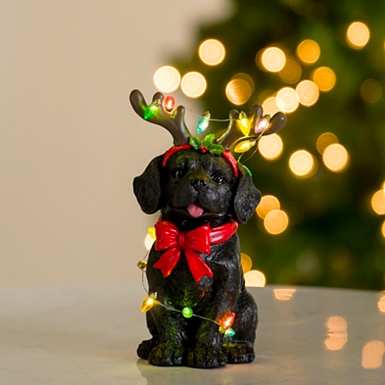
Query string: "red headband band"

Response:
xmin=161 ymin=144 xmax=239 ymax=178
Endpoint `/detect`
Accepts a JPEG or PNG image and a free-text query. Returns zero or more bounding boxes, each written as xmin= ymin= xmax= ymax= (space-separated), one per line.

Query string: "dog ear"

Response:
xmin=233 ymin=165 xmax=261 ymax=224
xmin=133 ymin=154 xmax=163 ymax=214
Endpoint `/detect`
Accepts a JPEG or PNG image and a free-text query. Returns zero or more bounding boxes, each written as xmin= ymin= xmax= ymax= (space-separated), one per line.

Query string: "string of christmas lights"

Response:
xmin=143 ymin=94 xmax=272 ymax=161
xmin=137 ymin=255 xmax=237 ymax=338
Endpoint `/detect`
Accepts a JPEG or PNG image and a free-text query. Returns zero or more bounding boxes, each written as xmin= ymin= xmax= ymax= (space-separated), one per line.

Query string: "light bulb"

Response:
xmin=144 ymin=100 xmax=160 ymax=120
xmin=239 ymin=112 xmax=250 ymax=136
xmin=141 ymin=293 xmax=157 ymax=312
xmin=163 ymin=95 xmax=175 ymax=112
xmin=197 ymin=112 xmax=211 ymax=134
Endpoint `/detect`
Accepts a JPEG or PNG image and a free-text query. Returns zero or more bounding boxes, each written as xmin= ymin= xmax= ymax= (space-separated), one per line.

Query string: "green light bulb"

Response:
xmin=182 ymin=307 xmax=193 ymax=318
xmin=224 ymin=327 xmax=236 ymax=338
xmin=144 ymin=101 xmax=160 ymax=120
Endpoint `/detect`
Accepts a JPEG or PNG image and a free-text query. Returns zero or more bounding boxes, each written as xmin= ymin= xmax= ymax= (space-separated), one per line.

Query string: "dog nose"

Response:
xmin=191 ymin=178 xmax=207 ymax=190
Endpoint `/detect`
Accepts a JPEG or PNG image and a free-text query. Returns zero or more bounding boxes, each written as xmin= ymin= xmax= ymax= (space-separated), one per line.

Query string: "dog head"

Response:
xmin=133 ymin=148 xmax=261 ymax=227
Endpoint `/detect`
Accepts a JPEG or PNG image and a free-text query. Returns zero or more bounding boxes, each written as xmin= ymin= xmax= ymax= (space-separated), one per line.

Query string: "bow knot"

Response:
xmin=153 ymin=220 xmax=238 ymax=282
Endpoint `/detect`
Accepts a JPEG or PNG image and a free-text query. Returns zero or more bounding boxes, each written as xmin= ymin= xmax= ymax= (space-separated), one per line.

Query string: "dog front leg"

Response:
xmin=186 ymin=317 xmax=227 ymax=368
xmin=146 ymin=301 xmax=188 ymax=366
xmin=186 ymin=285 xmax=238 ymax=369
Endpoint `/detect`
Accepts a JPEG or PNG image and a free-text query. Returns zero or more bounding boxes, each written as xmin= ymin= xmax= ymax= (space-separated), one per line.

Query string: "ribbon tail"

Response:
xmin=185 ymin=250 xmax=213 ymax=282
xmin=153 ymin=248 xmax=180 ymax=277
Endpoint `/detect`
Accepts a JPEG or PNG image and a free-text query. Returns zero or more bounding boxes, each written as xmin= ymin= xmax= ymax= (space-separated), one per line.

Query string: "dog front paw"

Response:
xmin=148 ymin=342 xmax=185 ymax=366
xmin=222 ymin=342 xmax=255 ymax=364
xmin=137 ymin=338 xmax=159 ymax=360
xmin=187 ymin=346 xmax=227 ymax=368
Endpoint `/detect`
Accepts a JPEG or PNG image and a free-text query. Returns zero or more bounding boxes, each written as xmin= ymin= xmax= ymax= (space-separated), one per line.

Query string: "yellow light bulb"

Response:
xmin=141 ymin=293 xmax=157 ymax=312
xmin=239 ymin=112 xmax=250 ymax=136
xmin=234 ymin=140 xmax=255 ymax=153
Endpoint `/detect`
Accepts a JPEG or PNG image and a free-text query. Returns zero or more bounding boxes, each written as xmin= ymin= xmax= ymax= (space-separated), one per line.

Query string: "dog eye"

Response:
xmin=212 ymin=172 xmax=226 ymax=185
xmin=172 ymin=168 xmax=184 ymax=178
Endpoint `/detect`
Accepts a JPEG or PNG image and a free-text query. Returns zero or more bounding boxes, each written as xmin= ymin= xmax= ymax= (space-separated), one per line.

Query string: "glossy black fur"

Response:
xmin=133 ymin=150 xmax=261 ymax=368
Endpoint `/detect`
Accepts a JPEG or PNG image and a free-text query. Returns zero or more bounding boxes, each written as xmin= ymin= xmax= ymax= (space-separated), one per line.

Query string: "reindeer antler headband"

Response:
xmin=129 ymin=89 xmax=287 ymax=177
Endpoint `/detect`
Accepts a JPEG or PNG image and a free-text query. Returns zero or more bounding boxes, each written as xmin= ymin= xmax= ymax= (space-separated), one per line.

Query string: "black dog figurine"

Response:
xmin=130 ymin=90 xmax=286 ymax=368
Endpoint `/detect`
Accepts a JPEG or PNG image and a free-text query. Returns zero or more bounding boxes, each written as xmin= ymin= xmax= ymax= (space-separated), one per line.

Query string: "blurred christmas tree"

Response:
xmin=166 ymin=0 xmax=385 ymax=289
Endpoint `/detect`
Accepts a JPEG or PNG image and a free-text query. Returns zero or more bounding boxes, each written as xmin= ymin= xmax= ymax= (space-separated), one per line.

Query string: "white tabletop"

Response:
xmin=1 ymin=285 xmax=384 ymax=385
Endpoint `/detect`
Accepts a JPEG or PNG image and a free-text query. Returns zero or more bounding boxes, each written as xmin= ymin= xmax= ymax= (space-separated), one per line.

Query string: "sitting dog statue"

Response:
xmin=130 ymin=90 xmax=286 ymax=368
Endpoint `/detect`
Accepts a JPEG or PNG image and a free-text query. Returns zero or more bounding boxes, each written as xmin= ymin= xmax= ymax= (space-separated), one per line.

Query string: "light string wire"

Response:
xmin=139 ymin=251 xmax=229 ymax=330
xmin=184 ymin=105 xmax=267 ymax=170
xmin=185 ymin=107 xmax=230 ymax=123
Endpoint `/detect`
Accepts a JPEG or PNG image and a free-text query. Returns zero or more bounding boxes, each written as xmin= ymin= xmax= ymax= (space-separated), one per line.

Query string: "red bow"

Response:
xmin=153 ymin=220 xmax=238 ymax=282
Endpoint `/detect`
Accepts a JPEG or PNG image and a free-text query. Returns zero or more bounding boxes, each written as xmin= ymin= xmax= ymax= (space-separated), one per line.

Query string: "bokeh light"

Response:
xmin=382 ymin=221 xmax=385 ymax=239
xmin=144 ymin=233 xmax=155 ymax=251
xmin=244 ymin=270 xmax=266 ymax=287
xmin=226 ymin=74 xmax=254 ymax=105
xmin=279 ymin=58 xmax=302 ymax=84
xmin=256 ymin=195 xmax=281 ymax=219
xmin=312 ymin=66 xmax=337 ymax=92
xmin=258 ymin=134 xmax=284 ymax=160
xmin=316 ymin=132 xmax=339 ymax=154
xmin=181 ymin=72 xmax=207 ymax=98
xmin=362 ymin=341 xmax=385 ymax=369
xmin=296 ymin=39 xmax=321 ymax=64
xmin=199 ymin=39 xmax=226 ymax=66
xmin=296 ymin=80 xmax=319 ymax=106
xmin=153 ymin=66 xmax=181 ymax=92
xmin=289 ymin=150 xmax=316 ymax=177
xmin=262 ymin=96 xmax=282 ymax=116
xmin=324 ymin=316 xmax=348 ymax=351
xmin=260 ymin=47 xmax=286 ymax=72
xmin=276 ymin=87 xmax=300 ymax=113
xmin=148 ymin=227 xmax=156 ymax=239
xmin=264 ymin=209 xmax=289 ymax=234
xmin=241 ymin=253 xmax=253 ymax=274
xmin=323 ymin=143 xmax=349 ymax=172
xmin=273 ymin=288 xmax=296 ymax=301
xmin=360 ymin=78 xmax=382 ymax=103
xmin=346 ymin=21 xmax=370 ymax=49
xmin=379 ymin=292 xmax=385 ymax=312
xmin=371 ymin=190 xmax=385 ymax=215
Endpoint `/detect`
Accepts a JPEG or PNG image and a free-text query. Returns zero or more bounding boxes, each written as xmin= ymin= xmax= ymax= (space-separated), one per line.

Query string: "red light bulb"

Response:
xmin=163 ymin=95 xmax=175 ymax=112
xmin=221 ymin=312 xmax=236 ymax=329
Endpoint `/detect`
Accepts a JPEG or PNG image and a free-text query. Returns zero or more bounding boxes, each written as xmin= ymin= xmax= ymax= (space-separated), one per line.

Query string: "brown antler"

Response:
xmin=129 ymin=89 xmax=191 ymax=145
xmin=217 ymin=104 xmax=286 ymax=149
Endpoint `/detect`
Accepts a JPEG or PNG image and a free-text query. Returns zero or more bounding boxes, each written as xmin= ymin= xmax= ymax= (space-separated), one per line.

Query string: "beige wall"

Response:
xmin=0 ymin=0 xmax=231 ymax=286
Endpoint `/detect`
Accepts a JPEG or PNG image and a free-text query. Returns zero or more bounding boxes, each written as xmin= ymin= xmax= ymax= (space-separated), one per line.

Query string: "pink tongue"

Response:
xmin=187 ymin=204 xmax=204 ymax=218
